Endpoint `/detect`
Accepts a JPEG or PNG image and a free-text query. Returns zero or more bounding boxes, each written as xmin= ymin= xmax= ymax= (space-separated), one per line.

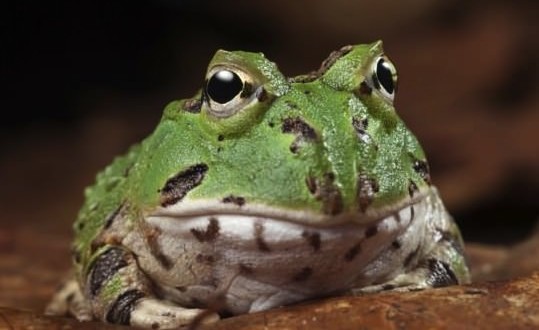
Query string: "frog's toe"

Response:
xmin=351 ymin=279 xmax=428 ymax=295
xmin=351 ymin=255 xmax=465 ymax=295
xmin=130 ymin=298 xmax=219 ymax=329
xmin=45 ymin=276 xmax=92 ymax=321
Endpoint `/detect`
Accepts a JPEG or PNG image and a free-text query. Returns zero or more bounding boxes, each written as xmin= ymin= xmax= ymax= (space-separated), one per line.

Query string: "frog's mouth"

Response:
xmin=148 ymin=189 xmax=428 ymax=227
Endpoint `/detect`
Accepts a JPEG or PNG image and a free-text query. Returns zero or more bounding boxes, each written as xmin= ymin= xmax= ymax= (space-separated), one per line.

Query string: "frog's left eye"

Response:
xmin=207 ymin=70 xmax=243 ymax=104
xmin=204 ymin=67 xmax=257 ymax=117
xmin=369 ymin=56 xmax=398 ymax=102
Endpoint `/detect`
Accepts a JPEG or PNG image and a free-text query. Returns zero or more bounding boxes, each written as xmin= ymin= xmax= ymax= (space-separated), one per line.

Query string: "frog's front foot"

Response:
xmin=130 ymin=299 xmax=219 ymax=329
xmin=352 ymin=231 xmax=470 ymax=295
xmin=45 ymin=276 xmax=92 ymax=321
xmin=351 ymin=272 xmax=432 ymax=295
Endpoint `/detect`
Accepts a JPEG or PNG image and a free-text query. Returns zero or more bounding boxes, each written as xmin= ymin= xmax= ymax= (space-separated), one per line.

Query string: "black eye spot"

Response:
xmin=376 ymin=58 xmax=395 ymax=95
xmin=206 ymin=70 xmax=243 ymax=104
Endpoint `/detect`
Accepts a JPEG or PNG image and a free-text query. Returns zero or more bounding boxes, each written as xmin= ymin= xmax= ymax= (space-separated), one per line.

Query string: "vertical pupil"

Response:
xmin=207 ymin=70 xmax=243 ymax=104
xmin=376 ymin=59 xmax=394 ymax=94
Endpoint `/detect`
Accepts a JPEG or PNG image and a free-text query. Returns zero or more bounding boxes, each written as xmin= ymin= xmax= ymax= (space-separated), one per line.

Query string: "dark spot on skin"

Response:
xmin=105 ymin=289 xmax=146 ymax=325
xmin=305 ymin=176 xmax=317 ymax=194
xmin=282 ymin=117 xmax=317 ymax=140
xmin=176 ymin=286 xmax=187 ymax=292
xmin=404 ymin=246 xmax=420 ymax=268
xmin=254 ymin=222 xmax=271 ymax=252
xmin=319 ymin=173 xmax=343 ymax=215
xmin=239 ymin=263 xmax=254 ymax=275
xmin=292 ymin=267 xmax=313 ymax=282
xmin=365 ymin=225 xmax=378 ymax=238
xmin=183 ymin=99 xmax=202 ymax=113
xmin=282 ymin=117 xmax=318 ymax=154
xmin=355 ymin=81 xmax=373 ymax=96
xmin=305 ymin=174 xmax=343 ymax=215
xmin=89 ymin=247 xmax=128 ymax=296
xmin=160 ymin=164 xmax=208 ymax=207
xmin=222 ymin=195 xmax=246 ymax=206
xmin=256 ymin=87 xmax=268 ymax=102
xmin=217 ymin=135 xmax=224 ymax=141
xmin=152 ymin=322 xmax=160 ymax=330
xmin=410 ymin=155 xmax=432 ymax=185
xmin=352 ymin=117 xmax=369 ymax=139
xmin=104 ymin=203 xmax=124 ymax=229
xmin=190 ymin=217 xmax=220 ymax=243
xmin=357 ymin=174 xmax=379 ymax=212
xmin=426 ymin=259 xmax=459 ymax=287
xmin=302 ymin=231 xmax=321 ymax=252
xmin=146 ymin=227 xmax=173 ymax=270
xmin=196 ymin=254 xmax=215 ymax=264
xmin=344 ymin=242 xmax=362 ymax=261
xmin=392 ymin=240 xmax=401 ymax=249
xmin=408 ymin=180 xmax=419 ymax=198
xmin=382 ymin=284 xmax=395 ymax=291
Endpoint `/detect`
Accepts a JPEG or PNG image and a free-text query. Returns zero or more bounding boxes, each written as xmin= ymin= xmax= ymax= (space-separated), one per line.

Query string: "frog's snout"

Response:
xmin=278 ymin=113 xmax=367 ymax=216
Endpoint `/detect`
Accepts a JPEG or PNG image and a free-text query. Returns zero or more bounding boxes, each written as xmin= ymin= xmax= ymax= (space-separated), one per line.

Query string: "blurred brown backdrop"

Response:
xmin=1 ymin=0 xmax=538 ymax=313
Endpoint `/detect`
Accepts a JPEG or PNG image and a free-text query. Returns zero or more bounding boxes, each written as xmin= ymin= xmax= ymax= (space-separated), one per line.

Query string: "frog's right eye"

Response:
xmin=204 ymin=67 xmax=257 ymax=118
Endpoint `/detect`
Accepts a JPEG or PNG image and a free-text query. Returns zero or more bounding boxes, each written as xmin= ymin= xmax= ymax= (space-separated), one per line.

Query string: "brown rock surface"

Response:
xmin=200 ymin=274 xmax=539 ymax=330
xmin=1 ymin=271 xmax=539 ymax=330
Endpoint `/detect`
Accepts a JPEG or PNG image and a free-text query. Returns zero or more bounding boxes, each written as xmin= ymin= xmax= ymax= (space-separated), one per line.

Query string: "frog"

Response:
xmin=46 ymin=41 xmax=470 ymax=329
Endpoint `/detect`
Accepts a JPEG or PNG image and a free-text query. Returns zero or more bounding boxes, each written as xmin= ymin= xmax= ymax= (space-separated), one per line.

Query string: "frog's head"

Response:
xmin=135 ymin=42 xmax=431 ymax=225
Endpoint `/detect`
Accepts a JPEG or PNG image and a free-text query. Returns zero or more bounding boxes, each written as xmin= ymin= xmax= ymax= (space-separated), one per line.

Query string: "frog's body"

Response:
xmin=46 ymin=42 xmax=470 ymax=329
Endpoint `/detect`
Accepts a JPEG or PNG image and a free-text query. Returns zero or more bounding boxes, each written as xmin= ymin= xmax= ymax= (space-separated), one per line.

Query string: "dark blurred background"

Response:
xmin=1 ymin=0 xmax=538 ymax=312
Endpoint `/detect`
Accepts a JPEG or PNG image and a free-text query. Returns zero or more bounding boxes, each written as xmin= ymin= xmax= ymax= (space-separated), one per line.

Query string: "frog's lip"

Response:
xmin=148 ymin=189 xmax=430 ymax=226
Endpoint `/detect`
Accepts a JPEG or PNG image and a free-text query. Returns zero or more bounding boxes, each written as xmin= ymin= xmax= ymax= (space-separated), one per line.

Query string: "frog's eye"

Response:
xmin=207 ymin=70 xmax=243 ymax=103
xmin=204 ymin=67 xmax=257 ymax=117
xmin=369 ymin=56 xmax=398 ymax=102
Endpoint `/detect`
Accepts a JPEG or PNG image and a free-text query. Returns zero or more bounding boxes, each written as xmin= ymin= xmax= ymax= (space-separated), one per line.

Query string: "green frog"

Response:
xmin=46 ymin=42 xmax=470 ymax=329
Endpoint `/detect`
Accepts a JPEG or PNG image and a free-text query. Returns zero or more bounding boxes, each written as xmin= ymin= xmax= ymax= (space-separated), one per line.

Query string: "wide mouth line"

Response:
xmin=147 ymin=194 xmax=426 ymax=227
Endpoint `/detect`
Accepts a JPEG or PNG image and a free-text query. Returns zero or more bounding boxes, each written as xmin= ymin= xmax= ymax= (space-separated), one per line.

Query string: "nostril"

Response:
xmin=304 ymin=172 xmax=343 ymax=216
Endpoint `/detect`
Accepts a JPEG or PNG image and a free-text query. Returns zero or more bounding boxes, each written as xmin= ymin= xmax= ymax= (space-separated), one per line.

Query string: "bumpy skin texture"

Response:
xmin=46 ymin=42 xmax=470 ymax=329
